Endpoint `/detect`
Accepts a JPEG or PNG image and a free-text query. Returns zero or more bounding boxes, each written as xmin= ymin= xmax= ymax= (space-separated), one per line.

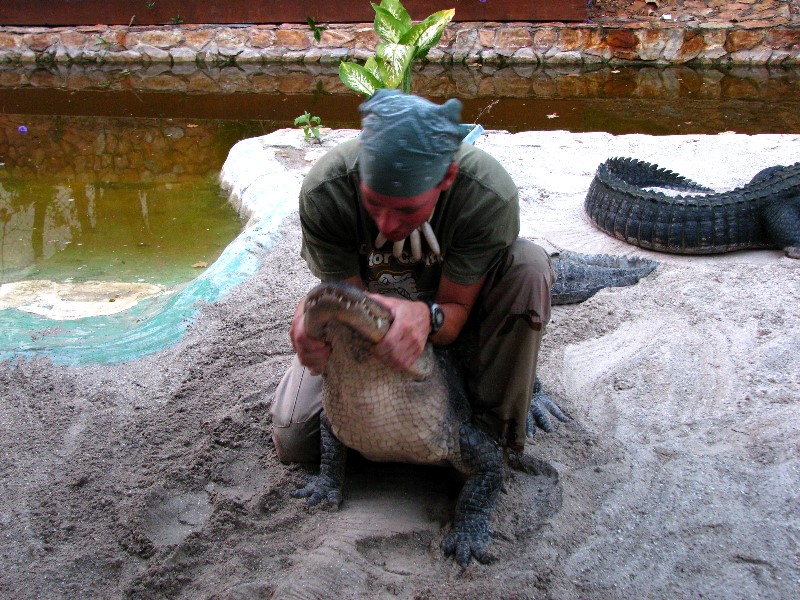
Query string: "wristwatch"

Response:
xmin=425 ymin=301 xmax=445 ymax=337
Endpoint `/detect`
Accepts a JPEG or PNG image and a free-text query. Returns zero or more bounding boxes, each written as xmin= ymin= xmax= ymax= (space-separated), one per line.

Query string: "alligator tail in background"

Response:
xmin=584 ymin=157 xmax=800 ymax=258
xmin=549 ymin=251 xmax=658 ymax=305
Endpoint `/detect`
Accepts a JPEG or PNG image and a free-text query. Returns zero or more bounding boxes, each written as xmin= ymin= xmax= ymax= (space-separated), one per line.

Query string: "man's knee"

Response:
xmin=270 ymin=357 xmax=323 ymax=464
xmin=273 ymin=420 xmax=321 ymax=464
xmin=481 ymin=239 xmax=555 ymax=328
xmin=506 ymin=239 xmax=555 ymax=286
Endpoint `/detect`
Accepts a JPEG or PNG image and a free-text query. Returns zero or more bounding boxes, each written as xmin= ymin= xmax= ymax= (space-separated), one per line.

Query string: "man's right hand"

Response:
xmin=289 ymin=297 xmax=330 ymax=375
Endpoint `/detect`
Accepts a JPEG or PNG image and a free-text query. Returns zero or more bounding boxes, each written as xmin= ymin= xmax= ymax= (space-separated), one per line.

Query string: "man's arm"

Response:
xmin=430 ymin=273 xmax=485 ymax=345
xmin=369 ymin=273 xmax=485 ymax=371
xmin=292 ymin=273 xmax=484 ymax=374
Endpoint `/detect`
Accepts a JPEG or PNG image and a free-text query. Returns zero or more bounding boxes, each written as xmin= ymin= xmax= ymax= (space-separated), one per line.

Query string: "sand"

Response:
xmin=1 ymin=130 xmax=798 ymax=599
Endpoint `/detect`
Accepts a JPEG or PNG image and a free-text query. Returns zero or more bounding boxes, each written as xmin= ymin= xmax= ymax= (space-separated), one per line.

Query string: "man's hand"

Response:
xmin=289 ymin=297 xmax=330 ymax=375
xmin=367 ymin=294 xmax=430 ymax=372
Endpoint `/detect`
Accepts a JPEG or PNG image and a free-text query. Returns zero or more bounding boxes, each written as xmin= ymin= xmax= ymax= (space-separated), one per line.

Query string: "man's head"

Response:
xmin=358 ymin=90 xmax=463 ymax=241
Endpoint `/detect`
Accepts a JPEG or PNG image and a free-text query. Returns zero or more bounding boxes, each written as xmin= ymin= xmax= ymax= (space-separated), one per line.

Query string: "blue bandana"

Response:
xmin=359 ymin=89 xmax=463 ymax=197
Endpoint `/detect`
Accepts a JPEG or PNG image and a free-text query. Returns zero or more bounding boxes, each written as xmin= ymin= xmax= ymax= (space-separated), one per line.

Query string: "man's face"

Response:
xmin=359 ymin=183 xmax=440 ymax=242
xmin=359 ymin=162 xmax=458 ymax=242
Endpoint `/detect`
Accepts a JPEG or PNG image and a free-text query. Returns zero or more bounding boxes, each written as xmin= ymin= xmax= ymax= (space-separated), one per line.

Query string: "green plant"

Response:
xmin=338 ymin=0 xmax=454 ymax=97
xmin=170 ymin=15 xmax=184 ymax=25
xmin=145 ymin=1 xmax=156 ymax=9
xmin=295 ymin=111 xmax=323 ymax=144
xmin=306 ymin=17 xmax=327 ymax=42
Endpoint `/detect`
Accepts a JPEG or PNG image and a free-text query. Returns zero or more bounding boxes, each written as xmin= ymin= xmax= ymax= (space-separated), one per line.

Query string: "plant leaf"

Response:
xmin=376 ymin=43 xmax=415 ymax=89
xmin=372 ymin=6 xmax=406 ymax=43
xmin=400 ymin=9 xmax=454 ymax=58
xmin=363 ymin=56 xmax=382 ymax=80
xmin=374 ymin=0 xmax=412 ymax=30
xmin=339 ymin=61 xmax=383 ymax=97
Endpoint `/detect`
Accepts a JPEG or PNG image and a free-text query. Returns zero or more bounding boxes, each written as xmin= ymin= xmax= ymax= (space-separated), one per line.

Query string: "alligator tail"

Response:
xmin=550 ymin=251 xmax=658 ymax=305
xmin=585 ymin=157 xmax=778 ymax=254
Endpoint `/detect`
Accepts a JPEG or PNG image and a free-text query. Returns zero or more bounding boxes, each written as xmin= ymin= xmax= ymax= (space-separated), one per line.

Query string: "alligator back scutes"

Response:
xmin=585 ymin=157 xmax=800 ymax=255
xmin=596 ymin=157 xmax=713 ymax=195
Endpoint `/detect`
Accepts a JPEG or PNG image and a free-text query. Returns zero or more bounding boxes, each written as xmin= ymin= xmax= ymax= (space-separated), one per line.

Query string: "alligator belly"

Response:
xmin=322 ymin=353 xmax=456 ymax=465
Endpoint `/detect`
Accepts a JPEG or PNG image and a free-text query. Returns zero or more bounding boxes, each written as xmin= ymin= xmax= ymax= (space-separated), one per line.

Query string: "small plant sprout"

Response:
xmin=306 ymin=17 xmax=328 ymax=42
xmin=295 ymin=112 xmax=323 ymax=144
xmin=170 ymin=15 xmax=184 ymax=25
xmin=338 ymin=0 xmax=454 ymax=97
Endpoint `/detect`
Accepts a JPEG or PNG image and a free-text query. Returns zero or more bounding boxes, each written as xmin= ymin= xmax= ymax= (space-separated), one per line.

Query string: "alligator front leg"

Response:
xmin=442 ymin=423 xmax=504 ymax=567
xmin=763 ymin=200 xmax=800 ymax=258
xmin=291 ymin=411 xmax=347 ymax=507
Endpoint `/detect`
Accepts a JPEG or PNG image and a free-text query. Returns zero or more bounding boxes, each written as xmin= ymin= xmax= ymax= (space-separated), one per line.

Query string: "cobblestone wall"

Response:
xmin=0 ymin=21 xmax=798 ymax=66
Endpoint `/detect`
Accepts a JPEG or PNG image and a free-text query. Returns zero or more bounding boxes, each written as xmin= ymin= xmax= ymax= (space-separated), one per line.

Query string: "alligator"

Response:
xmin=291 ymin=252 xmax=658 ymax=567
xmin=584 ymin=157 xmax=800 ymax=259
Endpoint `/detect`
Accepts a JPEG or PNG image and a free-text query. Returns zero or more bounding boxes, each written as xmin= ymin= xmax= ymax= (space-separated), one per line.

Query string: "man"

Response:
xmin=271 ymin=89 xmax=556 ymax=463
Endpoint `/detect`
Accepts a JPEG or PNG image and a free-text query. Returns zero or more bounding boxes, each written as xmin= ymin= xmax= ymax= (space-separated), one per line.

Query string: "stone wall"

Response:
xmin=0 ymin=21 xmax=798 ymax=66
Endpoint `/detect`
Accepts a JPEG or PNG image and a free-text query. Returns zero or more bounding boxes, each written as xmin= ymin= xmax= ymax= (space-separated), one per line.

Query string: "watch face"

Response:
xmin=430 ymin=302 xmax=444 ymax=333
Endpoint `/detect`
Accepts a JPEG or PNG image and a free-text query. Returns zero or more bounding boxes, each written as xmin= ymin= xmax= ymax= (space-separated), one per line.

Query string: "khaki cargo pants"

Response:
xmin=271 ymin=239 xmax=555 ymax=463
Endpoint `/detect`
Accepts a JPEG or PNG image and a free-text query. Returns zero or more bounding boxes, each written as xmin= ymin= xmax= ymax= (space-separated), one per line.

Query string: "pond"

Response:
xmin=0 ymin=114 xmax=249 ymax=288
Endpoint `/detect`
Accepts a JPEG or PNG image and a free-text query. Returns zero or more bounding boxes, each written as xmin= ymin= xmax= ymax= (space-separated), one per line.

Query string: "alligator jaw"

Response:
xmin=304 ymin=282 xmax=434 ymax=379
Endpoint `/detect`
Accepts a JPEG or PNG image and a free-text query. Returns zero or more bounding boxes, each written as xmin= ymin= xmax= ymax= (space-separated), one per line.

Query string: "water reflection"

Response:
xmin=0 ymin=113 xmax=245 ymax=285
xmin=2 ymin=62 xmax=799 ymax=134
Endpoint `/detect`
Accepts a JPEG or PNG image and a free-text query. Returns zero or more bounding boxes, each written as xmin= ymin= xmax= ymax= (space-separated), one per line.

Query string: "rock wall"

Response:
xmin=0 ymin=21 xmax=798 ymax=66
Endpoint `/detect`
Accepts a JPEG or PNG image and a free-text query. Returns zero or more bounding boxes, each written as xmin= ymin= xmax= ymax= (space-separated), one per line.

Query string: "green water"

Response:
xmin=0 ymin=174 xmax=243 ymax=286
xmin=0 ymin=113 xmax=250 ymax=287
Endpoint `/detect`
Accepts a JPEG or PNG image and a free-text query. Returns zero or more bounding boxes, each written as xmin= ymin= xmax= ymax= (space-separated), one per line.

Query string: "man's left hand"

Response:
xmin=367 ymin=294 xmax=431 ymax=372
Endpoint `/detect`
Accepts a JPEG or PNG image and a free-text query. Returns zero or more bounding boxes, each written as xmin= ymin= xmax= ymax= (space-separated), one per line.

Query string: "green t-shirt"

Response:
xmin=299 ymin=138 xmax=519 ymax=301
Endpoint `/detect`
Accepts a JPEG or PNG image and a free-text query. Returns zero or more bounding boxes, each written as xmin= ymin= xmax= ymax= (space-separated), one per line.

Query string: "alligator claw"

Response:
xmin=442 ymin=516 xmax=494 ymax=567
xmin=290 ymin=410 xmax=346 ymax=508
xmin=291 ymin=474 xmax=343 ymax=508
xmin=527 ymin=379 xmax=569 ymax=437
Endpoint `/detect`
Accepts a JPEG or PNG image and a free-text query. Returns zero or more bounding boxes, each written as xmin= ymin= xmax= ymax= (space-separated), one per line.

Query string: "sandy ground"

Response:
xmin=1 ymin=130 xmax=799 ymax=599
